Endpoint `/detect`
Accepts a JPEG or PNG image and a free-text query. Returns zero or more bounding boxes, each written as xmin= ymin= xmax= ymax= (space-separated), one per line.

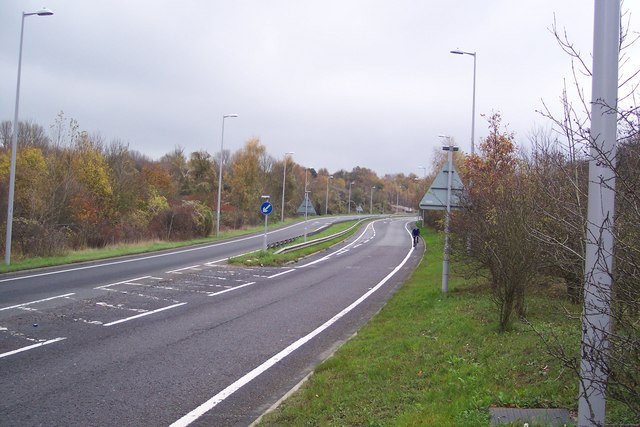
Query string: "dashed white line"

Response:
xmin=0 ymin=293 xmax=76 ymax=311
xmin=102 ymin=302 xmax=187 ymax=327
xmin=0 ymin=337 xmax=67 ymax=359
xmin=95 ymin=276 xmax=152 ymax=290
xmin=208 ymin=282 xmax=256 ymax=297
xmin=166 ymin=265 xmax=202 ymax=274
xmin=267 ymin=269 xmax=295 ymax=279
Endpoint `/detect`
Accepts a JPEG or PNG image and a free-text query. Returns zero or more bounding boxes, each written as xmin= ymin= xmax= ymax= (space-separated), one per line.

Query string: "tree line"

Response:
xmin=0 ymin=112 xmax=428 ymax=259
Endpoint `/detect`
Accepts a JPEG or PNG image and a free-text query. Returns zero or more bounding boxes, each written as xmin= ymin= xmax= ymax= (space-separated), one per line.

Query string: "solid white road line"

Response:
xmin=0 ymin=337 xmax=67 ymax=359
xmin=0 ymin=293 xmax=76 ymax=311
xmin=171 ymin=220 xmax=414 ymax=427
xmin=102 ymin=302 xmax=187 ymax=327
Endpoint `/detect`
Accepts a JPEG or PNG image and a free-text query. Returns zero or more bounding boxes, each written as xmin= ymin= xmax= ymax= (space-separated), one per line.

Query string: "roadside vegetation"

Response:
xmin=259 ymin=228 xmax=636 ymax=426
xmin=0 ymin=113 xmax=421 ymax=263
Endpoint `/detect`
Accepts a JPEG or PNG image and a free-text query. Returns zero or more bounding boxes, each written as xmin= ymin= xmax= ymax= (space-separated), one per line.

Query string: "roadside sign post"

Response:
xmin=260 ymin=197 xmax=272 ymax=250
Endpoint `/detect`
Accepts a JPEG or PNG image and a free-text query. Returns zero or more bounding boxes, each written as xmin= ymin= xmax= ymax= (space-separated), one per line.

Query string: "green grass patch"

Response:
xmin=0 ymin=221 xmax=298 ymax=273
xmin=259 ymin=228 xmax=634 ymax=426
xmin=228 ymin=220 xmax=364 ymax=267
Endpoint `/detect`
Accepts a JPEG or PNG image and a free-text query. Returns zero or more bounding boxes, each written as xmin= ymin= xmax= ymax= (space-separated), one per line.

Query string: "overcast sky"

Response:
xmin=1 ymin=1 xmax=638 ymax=176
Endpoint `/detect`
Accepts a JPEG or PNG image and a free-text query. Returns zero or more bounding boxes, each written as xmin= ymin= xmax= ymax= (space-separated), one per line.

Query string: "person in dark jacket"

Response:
xmin=412 ymin=226 xmax=420 ymax=247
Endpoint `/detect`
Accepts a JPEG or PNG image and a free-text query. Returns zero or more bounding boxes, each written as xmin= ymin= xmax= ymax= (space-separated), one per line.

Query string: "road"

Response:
xmin=0 ymin=217 xmax=422 ymax=426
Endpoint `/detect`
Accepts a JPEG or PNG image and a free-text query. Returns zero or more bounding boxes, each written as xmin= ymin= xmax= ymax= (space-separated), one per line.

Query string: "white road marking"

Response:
xmin=298 ymin=221 xmax=375 ymax=268
xmin=171 ymin=220 xmax=415 ymax=427
xmin=96 ymin=302 xmax=148 ymax=313
xmin=205 ymin=259 xmax=227 ymax=266
xmin=208 ymin=282 xmax=256 ymax=297
xmin=95 ymin=276 xmax=152 ymax=290
xmin=267 ymin=269 xmax=295 ymax=279
xmin=166 ymin=265 xmax=202 ymax=274
xmin=0 ymin=337 xmax=67 ymax=359
xmin=103 ymin=302 xmax=187 ymax=327
xmin=0 ymin=293 xmax=76 ymax=311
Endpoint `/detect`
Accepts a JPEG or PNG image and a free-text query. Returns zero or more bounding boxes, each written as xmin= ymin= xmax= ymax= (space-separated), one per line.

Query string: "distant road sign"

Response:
xmin=260 ymin=201 xmax=273 ymax=215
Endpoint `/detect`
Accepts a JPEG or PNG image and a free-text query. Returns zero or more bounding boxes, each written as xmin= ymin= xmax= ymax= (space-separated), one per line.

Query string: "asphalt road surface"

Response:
xmin=0 ymin=217 xmax=422 ymax=426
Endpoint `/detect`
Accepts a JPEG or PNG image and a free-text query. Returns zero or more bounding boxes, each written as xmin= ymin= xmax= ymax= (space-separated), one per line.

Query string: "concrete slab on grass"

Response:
xmin=490 ymin=407 xmax=572 ymax=426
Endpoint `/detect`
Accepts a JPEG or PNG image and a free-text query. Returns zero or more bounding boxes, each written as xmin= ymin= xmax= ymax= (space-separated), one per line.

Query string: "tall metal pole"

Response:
xmin=370 ymin=186 xmax=375 ymax=214
xmin=304 ymin=168 xmax=309 ymax=242
xmin=215 ymin=114 xmax=238 ymax=238
xmin=5 ymin=9 xmax=53 ymax=265
xmin=578 ymin=1 xmax=619 ymax=425
xmin=450 ymin=49 xmax=477 ymax=155
xmin=262 ymin=195 xmax=270 ymax=250
xmin=440 ymin=136 xmax=458 ymax=293
xmin=348 ymin=181 xmax=354 ymax=215
xmin=441 ymin=145 xmax=453 ymax=293
xmin=470 ymin=53 xmax=477 ymax=155
xmin=281 ymin=152 xmax=294 ymax=222
xmin=325 ymin=175 xmax=332 ymax=215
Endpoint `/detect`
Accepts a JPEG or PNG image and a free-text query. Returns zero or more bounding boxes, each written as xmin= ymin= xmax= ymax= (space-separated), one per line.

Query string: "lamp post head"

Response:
xmin=450 ymin=49 xmax=475 ymax=57
xmin=223 ymin=114 xmax=238 ymax=118
xmin=36 ymin=8 xmax=54 ymax=16
xmin=285 ymin=151 xmax=294 ymax=155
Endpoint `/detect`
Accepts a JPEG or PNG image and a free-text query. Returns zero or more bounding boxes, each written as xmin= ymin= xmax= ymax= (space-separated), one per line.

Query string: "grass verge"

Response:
xmin=0 ymin=221 xmax=297 ymax=274
xmin=228 ymin=220 xmax=364 ymax=267
xmin=258 ymin=228 xmax=636 ymax=426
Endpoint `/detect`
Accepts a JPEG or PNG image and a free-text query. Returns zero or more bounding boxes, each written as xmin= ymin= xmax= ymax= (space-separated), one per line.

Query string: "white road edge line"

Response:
xmin=103 ymin=302 xmax=187 ymax=327
xmin=171 ymin=220 xmax=414 ymax=427
xmin=0 ymin=293 xmax=76 ymax=311
xmin=0 ymin=337 xmax=67 ymax=359
xmin=208 ymin=282 xmax=256 ymax=297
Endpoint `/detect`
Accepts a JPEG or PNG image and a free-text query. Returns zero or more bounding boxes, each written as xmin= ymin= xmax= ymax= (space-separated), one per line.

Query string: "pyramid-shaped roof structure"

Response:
xmin=419 ymin=162 xmax=465 ymax=211
xmin=297 ymin=194 xmax=317 ymax=215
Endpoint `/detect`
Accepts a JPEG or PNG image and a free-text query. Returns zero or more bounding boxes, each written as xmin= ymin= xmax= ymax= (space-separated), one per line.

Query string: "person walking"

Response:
xmin=412 ymin=226 xmax=420 ymax=247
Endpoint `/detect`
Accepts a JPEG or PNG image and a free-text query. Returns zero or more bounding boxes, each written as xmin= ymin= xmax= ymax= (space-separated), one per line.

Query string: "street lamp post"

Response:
xmin=348 ymin=181 xmax=355 ymax=215
xmin=450 ymin=49 xmax=477 ymax=155
xmin=261 ymin=195 xmax=270 ymax=250
xmin=303 ymin=167 xmax=311 ymax=242
xmin=370 ymin=186 xmax=376 ymax=214
xmin=215 ymin=114 xmax=238 ymax=238
xmin=325 ymin=175 xmax=333 ymax=215
xmin=440 ymin=135 xmax=458 ymax=293
xmin=281 ymin=151 xmax=294 ymax=222
xmin=5 ymin=8 xmax=54 ymax=265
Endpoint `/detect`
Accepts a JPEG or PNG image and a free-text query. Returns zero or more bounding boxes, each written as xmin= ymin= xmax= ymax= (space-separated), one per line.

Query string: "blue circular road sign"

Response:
xmin=260 ymin=201 xmax=273 ymax=215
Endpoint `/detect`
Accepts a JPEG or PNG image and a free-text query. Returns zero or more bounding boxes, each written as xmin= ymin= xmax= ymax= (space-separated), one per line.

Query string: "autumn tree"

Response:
xmin=227 ymin=138 xmax=268 ymax=228
xmin=454 ymin=113 xmax=540 ymax=331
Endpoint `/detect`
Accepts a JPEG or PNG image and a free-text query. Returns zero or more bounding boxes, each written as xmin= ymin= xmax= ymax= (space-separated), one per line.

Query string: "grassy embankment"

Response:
xmin=228 ymin=219 xmax=363 ymax=266
xmin=259 ymin=227 xmax=637 ymax=426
